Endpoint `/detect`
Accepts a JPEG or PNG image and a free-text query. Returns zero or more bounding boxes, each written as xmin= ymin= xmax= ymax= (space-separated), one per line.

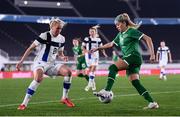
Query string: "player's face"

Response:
xmin=73 ymin=40 xmax=79 ymax=46
xmin=160 ymin=42 xmax=165 ymax=47
xmin=89 ymin=29 xmax=96 ymax=37
xmin=51 ymin=22 xmax=62 ymax=37
xmin=115 ymin=22 xmax=127 ymax=32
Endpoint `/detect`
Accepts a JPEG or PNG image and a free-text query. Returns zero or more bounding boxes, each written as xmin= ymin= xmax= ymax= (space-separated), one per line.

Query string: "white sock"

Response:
xmin=163 ymin=75 xmax=167 ymax=80
xmin=89 ymin=72 xmax=95 ymax=82
xmin=62 ymin=76 xmax=71 ymax=99
xmin=160 ymin=68 xmax=165 ymax=78
xmin=22 ymin=80 xmax=40 ymax=106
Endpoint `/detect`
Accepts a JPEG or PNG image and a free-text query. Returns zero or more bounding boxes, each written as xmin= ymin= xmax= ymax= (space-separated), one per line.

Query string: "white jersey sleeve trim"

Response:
xmin=33 ymin=40 xmax=40 ymax=46
xmin=113 ymin=41 xmax=118 ymax=46
xmin=138 ymin=34 xmax=144 ymax=40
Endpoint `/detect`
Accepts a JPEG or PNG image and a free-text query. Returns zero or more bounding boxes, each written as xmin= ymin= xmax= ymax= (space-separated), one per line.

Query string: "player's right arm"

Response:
xmin=156 ymin=48 xmax=160 ymax=62
xmin=82 ymin=37 xmax=88 ymax=53
xmin=91 ymin=42 xmax=114 ymax=53
xmin=16 ymin=43 xmax=37 ymax=71
xmin=168 ymin=49 xmax=172 ymax=63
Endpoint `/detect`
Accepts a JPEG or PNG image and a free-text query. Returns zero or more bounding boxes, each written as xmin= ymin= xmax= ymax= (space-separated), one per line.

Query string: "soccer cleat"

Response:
xmin=61 ymin=98 xmax=75 ymax=107
xmin=163 ymin=76 xmax=167 ymax=81
xmin=84 ymin=81 xmax=92 ymax=91
xmin=143 ymin=102 xmax=159 ymax=109
xmin=17 ymin=104 xmax=26 ymax=110
xmin=93 ymin=89 xmax=111 ymax=98
xmin=84 ymin=85 xmax=90 ymax=91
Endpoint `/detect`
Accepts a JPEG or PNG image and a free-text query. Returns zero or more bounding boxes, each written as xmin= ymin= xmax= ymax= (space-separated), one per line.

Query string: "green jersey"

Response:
xmin=72 ymin=45 xmax=82 ymax=56
xmin=112 ymin=54 xmax=119 ymax=62
xmin=72 ymin=45 xmax=87 ymax=70
xmin=113 ymin=28 xmax=144 ymax=57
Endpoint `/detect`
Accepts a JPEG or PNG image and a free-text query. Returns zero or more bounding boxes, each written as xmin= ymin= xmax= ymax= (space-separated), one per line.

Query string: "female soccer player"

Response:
xmin=92 ymin=13 xmax=159 ymax=109
xmin=72 ymin=38 xmax=89 ymax=81
xmin=82 ymin=25 xmax=108 ymax=91
xmin=156 ymin=41 xmax=172 ymax=80
xmin=16 ymin=18 xmax=75 ymax=110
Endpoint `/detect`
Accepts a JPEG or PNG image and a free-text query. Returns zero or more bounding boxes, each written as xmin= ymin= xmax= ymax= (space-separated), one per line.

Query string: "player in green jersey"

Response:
xmin=72 ymin=38 xmax=89 ymax=81
xmin=92 ymin=13 xmax=159 ymax=109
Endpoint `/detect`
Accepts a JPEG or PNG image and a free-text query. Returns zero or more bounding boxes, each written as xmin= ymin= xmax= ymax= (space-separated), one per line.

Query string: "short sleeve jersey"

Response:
xmin=82 ymin=37 xmax=103 ymax=58
xmin=33 ymin=31 xmax=65 ymax=63
xmin=72 ymin=45 xmax=82 ymax=56
xmin=113 ymin=28 xmax=144 ymax=57
xmin=157 ymin=46 xmax=170 ymax=61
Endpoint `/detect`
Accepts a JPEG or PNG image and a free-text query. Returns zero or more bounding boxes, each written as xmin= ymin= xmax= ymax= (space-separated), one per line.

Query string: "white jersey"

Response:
xmin=33 ymin=31 xmax=65 ymax=63
xmin=82 ymin=37 xmax=103 ymax=59
xmin=157 ymin=46 xmax=170 ymax=62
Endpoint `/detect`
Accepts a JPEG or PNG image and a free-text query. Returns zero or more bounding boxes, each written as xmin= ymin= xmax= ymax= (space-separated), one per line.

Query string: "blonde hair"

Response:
xmin=90 ymin=24 xmax=100 ymax=37
xmin=114 ymin=13 xmax=140 ymax=29
xmin=49 ymin=17 xmax=66 ymax=29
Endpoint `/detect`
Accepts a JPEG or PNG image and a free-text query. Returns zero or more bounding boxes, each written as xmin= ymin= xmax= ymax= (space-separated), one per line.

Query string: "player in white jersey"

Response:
xmin=156 ymin=41 xmax=172 ymax=80
xmin=82 ymin=25 xmax=108 ymax=91
xmin=16 ymin=18 xmax=75 ymax=110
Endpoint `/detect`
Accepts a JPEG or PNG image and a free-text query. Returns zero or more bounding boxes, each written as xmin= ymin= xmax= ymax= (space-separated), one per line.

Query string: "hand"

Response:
xmin=104 ymin=54 xmax=108 ymax=58
xmin=16 ymin=61 xmax=23 ymax=71
xmin=150 ymin=54 xmax=155 ymax=63
xmin=90 ymin=48 xmax=99 ymax=53
xmin=62 ymin=56 xmax=68 ymax=62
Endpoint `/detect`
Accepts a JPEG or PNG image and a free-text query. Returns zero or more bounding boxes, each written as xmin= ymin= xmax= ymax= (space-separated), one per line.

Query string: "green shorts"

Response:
xmin=77 ymin=55 xmax=87 ymax=70
xmin=122 ymin=53 xmax=143 ymax=76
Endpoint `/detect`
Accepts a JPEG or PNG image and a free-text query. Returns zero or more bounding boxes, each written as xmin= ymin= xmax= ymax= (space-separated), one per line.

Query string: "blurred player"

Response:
xmin=72 ymin=37 xmax=89 ymax=81
xmin=92 ymin=13 xmax=159 ymax=109
xmin=82 ymin=25 xmax=108 ymax=91
xmin=156 ymin=41 xmax=172 ymax=80
xmin=16 ymin=17 xmax=75 ymax=110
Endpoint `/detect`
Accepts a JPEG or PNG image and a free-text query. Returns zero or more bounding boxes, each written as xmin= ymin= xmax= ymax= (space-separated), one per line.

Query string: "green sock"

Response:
xmin=131 ymin=79 xmax=154 ymax=102
xmin=77 ymin=73 xmax=84 ymax=77
xmin=84 ymin=75 xmax=89 ymax=81
xmin=105 ymin=64 xmax=119 ymax=91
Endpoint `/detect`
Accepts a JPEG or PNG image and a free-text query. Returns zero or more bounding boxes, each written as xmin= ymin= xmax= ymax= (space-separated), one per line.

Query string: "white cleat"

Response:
xmin=84 ymin=81 xmax=92 ymax=91
xmin=144 ymin=102 xmax=159 ymax=109
xmin=85 ymin=85 xmax=91 ymax=91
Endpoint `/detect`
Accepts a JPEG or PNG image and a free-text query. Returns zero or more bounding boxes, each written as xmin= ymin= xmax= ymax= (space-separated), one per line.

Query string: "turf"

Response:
xmin=0 ymin=75 xmax=180 ymax=116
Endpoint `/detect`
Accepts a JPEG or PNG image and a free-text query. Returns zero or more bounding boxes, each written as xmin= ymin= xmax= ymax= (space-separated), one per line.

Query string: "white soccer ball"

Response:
xmin=98 ymin=91 xmax=114 ymax=103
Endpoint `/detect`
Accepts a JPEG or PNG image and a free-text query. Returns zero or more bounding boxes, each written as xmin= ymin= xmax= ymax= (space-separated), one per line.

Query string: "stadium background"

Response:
xmin=0 ymin=0 xmax=180 ymax=116
xmin=1 ymin=0 xmax=180 ymax=77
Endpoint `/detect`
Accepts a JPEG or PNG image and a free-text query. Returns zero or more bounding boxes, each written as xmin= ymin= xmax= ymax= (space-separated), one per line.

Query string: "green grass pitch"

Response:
xmin=0 ymin=75 xmax=180 ymax=116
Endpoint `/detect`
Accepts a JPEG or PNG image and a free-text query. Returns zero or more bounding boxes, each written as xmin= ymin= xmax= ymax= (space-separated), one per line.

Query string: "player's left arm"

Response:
xmin=142 ymin=34 xmax=155 ymax=62
xmin=101 ymin=49 xmax=108 ymax=58
xmin=168 ymin=50 xmax=172 ymax=63
xmin=156 ymin=49 xmax=160 ymax=62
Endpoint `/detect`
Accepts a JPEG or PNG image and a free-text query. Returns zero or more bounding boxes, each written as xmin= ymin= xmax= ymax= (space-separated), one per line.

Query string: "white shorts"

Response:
xmin=32 ymin=61 xmax=63 ymax=76
xmin=85 ymin=53 xmax=99 ymax=67
xmin=159 ymin=60 xmax=168 ymax=67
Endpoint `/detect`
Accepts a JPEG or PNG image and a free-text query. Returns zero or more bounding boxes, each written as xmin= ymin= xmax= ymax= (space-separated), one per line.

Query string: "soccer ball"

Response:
xmin=98 ymin=91 xmax=114 ymax=103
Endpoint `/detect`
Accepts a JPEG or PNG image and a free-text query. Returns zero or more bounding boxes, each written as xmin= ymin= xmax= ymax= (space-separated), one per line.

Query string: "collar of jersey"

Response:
xmin=122 ymin=27 xmax=130 ymax=34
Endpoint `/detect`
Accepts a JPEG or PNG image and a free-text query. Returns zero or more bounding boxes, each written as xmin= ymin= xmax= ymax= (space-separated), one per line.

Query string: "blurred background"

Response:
xmin=0 ymin=0 xmax=180 ymax=73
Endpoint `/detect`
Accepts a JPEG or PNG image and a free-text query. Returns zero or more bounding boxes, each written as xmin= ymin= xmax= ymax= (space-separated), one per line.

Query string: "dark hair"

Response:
xmin=73 ymin=37 xmax=82 ymax=43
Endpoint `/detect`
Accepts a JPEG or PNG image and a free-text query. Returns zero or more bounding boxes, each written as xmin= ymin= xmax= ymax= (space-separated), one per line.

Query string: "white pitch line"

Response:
xmin=0 ymin=90 xmax=180 ymax=108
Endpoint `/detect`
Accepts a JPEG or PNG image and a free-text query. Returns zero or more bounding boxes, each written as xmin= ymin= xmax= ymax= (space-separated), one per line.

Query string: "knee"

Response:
xmin=61 ymin=68 xmax=72 ymax=77
xmin=34 ymin=69 xmax=44 ymax=83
